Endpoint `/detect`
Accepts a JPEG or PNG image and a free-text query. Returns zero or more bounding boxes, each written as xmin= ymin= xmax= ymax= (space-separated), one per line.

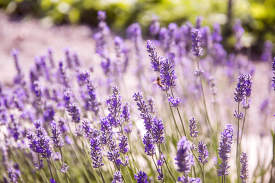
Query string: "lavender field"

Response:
xmin=0 ymin=11 xmax=274 ymax=183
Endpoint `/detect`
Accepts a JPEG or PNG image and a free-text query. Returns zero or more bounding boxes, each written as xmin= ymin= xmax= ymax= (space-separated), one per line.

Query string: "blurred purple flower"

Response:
xmin=143 ymin=132 xmax=155 ymax=156
xmin=175 ymin=136 xmax=194 ymax=174
xmin=261 ymin=41 xmax=273 ymax=62
xmin=168 ymin=96 xmax=181 ymax=107
xmin=240 ymin=152 xmax=248 ymax=183
xmin=147 ymin=40 xmax=160 ymax=72
xmin=134 ymin=171 xmax=149 ymax=183
xmin=112 ymin=171 xmax=123 ymax=183
xmin=189 ymin=118 xmax=199 ymax=138
xmin=191 ymin=28 xmax=203 ymax=57
xmin=218 ymin=124 xmax=233 ymax=176
xmin=152 ymin=117 xmax=165 ymax=144
xmin=198 ymin=141 xmax=208 ymax=165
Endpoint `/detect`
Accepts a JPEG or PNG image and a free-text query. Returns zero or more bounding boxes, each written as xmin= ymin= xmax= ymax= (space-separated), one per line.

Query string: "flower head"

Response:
xmin=112 ymin=171 xmax=123 ymax=183
xmin=147 ymin=40 xmax=160 ymax=72
xmin=240 ymin=152 xmax=248 ymax=183
xmin=159 ymin=56 xmax=176 ymax=91
xmin=134 ymin=171 xmax=149 ymax=183
xmin=198 ymin=141 xmax=208 ymax=165
xmin=218 ymin=124 xmax=234 ymax=176
xmin=191 ymin=28 xmax=203 ymax=57
xmin=189 ymin=118 xmax=199 ymax=138
xmin=175 ymin=137 xmax=194 ymax=174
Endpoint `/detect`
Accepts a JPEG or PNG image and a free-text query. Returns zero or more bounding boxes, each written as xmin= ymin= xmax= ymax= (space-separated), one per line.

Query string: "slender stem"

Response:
xmin=236 ymin=102 xmax=240 ymax=183
xmin=202 ymin=164 xmax=205 ymax=183
xmin=195 ymin=59 xmax=213 ymax=133
xmin=166 ymin=91 xmax=181 ymax=137
xmin=191 ymin=149 xmax=203 ymax=174
xmin=240 ymin=108 xmax=247 ymax=143
xmin=170 ymin=89 xmax=187 ymax=136
xmin=98 ymin=168 xmax=106 ymax=183
xmin=47 ymin=158 xmax=54 ymax=181
xmin=152 ymin=155 xmax=162 ymax=181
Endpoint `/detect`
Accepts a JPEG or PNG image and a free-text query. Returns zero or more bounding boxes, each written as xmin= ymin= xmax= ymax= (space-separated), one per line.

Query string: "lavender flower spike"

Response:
xmin=198 ymin=141 xmax=208 ymax=165
xmin=218 ymin=124 xmax=233 ymax=176
xmin=191 ymin=28 xmax=203 ymax=57
xmin=147 ymin=40 xmax=160 ymax=72
xmin=112 ymin=171 xmax=123 ymax=183
xmin=175 ymin=136 xmax=194 ymax=174
xmin=240 ymin=152 xmax=248 ymax=183
xmin=159 ymin=56 xmax=176 ymax=91
xmin=189 ymin=118 xmax=198 ymax=138
xmin=168 ymin=96 xmax=181 ymax=107
xmin=234 ymin=74 xmax=252 ymax=103
xmin=134 ymin=171 xmax=149 ymax=183
xmin=90 ymin=138 xmax=104 ymax=168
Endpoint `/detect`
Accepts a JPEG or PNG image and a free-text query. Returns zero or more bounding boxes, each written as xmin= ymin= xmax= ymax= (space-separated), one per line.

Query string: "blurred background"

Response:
xmin=0 ymin=0 xmax=274 ymax=58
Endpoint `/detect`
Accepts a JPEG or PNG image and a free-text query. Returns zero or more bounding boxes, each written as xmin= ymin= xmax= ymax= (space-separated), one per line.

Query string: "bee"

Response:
xmin=154 ymin=77 xmax=164 ymax=88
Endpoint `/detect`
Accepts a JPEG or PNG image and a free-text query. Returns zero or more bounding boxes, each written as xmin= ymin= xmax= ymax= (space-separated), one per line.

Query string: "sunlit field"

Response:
xmin=0 ymin=11 xmax=274 ymax=183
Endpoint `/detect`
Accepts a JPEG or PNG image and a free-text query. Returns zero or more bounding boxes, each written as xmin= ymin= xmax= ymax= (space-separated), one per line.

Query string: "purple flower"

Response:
xmin=64 ymin=48 xmax=72 ymax=69
xmin=189 ymin=118 xmax=198 ymax=138
xmin=50 ymin=178 xmax=56 ymax=183
xmin=90 ymin=137 xmax=104 ymax=168
xmin=149 ymin=19 xmax=160 ymax=36
xmin=143 ymin=132 xmax=155 ymax=156
xmin=234 ymin=74 xmax=252 ymax=103
xmin=212 ymin=23 xmax=222 ymax=43
xmin=261 ymin=41 xmax=273 ymax=62
xmin=106 ymin=87 xmax=122 ymax=127
xmin=121 ymin=103 xmax=130 ymax=122
xmin=43 ymin=105 xmax=55 ymax=122
xmin=50 ymin=121 xmax=64 ymax=148
xmin=218 ymin=124 xmax=233 ymax=176
xmin=240 ymin=152 xmax=248 ymax=183
xmin=133 ymin=92 xmax=153 ymax=131
xmin=147 ymin=40 xmax=160 ymax=72
xmin=211 ymin=43 xmax=227 ymax=65
xmin=175 ymin=137 xmax=194 ymax=174
xmin=159 ymin=56 xmax=176 ymax=91
xmin=47 ymin=48 xmax=55 ymax=68
xmin=57 ymin=61 xmax=69 ymax=87
xmin=98 ymin=11 xmax=106 ymax=21
xmin=100 ymin=58 xmax=111 ymax=75
xmin=195 ymin=16 xmax=202 ymax=29
xmin=84 ymin=79 xmax=101 ymax=115
xmin=67 ymin=103 xmax=81 ymax=123
xmin=134 ymin=171 xmax=149 ymax=183
xmin=201 ymin=26 xmax=210 ymax=49
xmin=112 ymin=171 xmax=123 ymax=183
xmin=198 ymin=141 xmax=208 ymax=165
xmin=119 ymin=135 xmax=129 ymax=154
xmin=157 ymin=154 xmax=165 ymax=167
xmin=27 ymin=127 xmax=52 ymax=158
xmin=152 ymin=118 xmax=165 ymax=144
xmin=191 ymin=28 xmax=203 ymax=57
xmin=11 ymin=49 xmax=21 ymax=75
xmin=178 ymin=176 xmax=201 ymax=183
xmin=8 ymin=164 xmax=21 ymax=183
xmin=233 ymin=20 xmax=244 ymax=50
xmin=168 ymin=96 xmax=181 ymax=107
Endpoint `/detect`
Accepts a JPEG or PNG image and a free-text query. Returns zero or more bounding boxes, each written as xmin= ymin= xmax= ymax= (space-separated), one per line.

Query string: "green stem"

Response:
xmin=236 ymin=102 xmax=240 ymax=183
xmin=170 ymin=89 xmax=187 ymax=136
xmin=195 ymin=59 xmax=213 ymax=133
xmin=166 ymin=91 xmax=181 ymax=137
